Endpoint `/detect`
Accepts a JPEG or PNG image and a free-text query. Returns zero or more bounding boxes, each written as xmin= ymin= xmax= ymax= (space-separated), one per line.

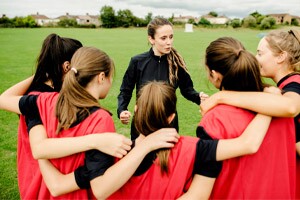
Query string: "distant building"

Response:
xmin=173 ymin=15 xmax=199 ymax=23
xmin=57 ymin=12 xmax=78 ymax=20
xmin=76 ymin=13 xmax=100 ymax=27
xmin=202 ymin=14 xmax=230 ymax=24
xmin=267 ymin=13 xmax=292 ymax=24
xmin=30 ymin=12 xmax=56 ymax=26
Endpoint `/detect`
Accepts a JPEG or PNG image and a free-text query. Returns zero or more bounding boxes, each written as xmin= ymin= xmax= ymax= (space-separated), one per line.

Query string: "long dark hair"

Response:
xmin=26 ymin=33 xmax=82 ymax=93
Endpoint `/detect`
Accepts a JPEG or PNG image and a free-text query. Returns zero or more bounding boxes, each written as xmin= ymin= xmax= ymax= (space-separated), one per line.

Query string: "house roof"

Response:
xmin=267 ymin=13 xmax=290 ymax=17
xmin=30 ymin=14 xmax=49 ymax=19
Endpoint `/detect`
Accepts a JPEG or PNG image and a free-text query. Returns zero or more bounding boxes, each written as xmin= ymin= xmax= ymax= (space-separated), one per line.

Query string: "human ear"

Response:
xmin=97 ymin=72 xmax=105 ymax=84
xmin=148 ymin=36 xmax=154 ymax=45
xmin=211 ymin=70 xmax=222 ymax=82
xmin=167 ymin=113 xmax=176 ymax=124
xmin=62 ymin=61 xmax=70 ymax=73
xmin=277 ymin=51 xmax=288 ymax=64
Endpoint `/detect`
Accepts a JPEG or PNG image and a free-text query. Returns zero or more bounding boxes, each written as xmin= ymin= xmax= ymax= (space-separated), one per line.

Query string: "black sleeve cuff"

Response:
xmin=194 ymin=139 xmax=223 ymax=178
xmin=19 ymin=95 xmax=43 ymax=133
xmin=85 ymin=150 xmax=114 ymax=181
xmin=74 ymin=165 xmax=91 ymax=189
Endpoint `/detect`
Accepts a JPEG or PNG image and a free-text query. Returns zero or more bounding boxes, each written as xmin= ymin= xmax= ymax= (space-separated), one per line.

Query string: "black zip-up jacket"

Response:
xmin=117 ymin=48 xmax=200 ymax=118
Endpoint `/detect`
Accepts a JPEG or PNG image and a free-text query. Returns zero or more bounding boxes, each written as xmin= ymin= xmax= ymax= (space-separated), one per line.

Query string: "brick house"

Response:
xmin=267 ymin=13 xmax=292 ymax=24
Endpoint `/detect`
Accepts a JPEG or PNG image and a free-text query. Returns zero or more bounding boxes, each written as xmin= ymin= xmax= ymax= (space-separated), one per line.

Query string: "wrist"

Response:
xmin=86 ymin=134 xmax=98 ymax=150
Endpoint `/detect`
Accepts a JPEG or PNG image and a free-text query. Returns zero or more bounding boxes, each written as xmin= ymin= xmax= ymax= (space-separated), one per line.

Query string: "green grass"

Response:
xmin=0 ymin=27 xmax=272 ymax=199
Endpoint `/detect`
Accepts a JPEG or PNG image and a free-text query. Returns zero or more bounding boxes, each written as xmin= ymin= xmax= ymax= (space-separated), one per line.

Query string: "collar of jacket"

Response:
xmin=149 ymin=48 xmax=168 ymax=62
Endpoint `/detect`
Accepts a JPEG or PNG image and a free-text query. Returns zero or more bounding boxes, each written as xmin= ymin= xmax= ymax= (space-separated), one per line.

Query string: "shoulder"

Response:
xmin=131 ymin=50 xmax=151 ymax=61
xmin=88 ymin=108 xmax=115 ymax=131
xmin=200 ymin=105 xmax=254 ymax=138
xmin=173 ymin=136 xmax=199 ymax=151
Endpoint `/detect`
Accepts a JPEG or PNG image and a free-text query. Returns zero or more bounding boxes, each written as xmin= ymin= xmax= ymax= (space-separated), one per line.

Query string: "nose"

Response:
xmin=166 ymin=38 xmax=172 ymax=45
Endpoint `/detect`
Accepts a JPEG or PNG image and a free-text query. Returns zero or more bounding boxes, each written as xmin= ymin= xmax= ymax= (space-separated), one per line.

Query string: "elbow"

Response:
xmin=31 ymin=148 xmax=44 ymax=160
xmin=47 ymin=183 xmax=64 ymax=197
xmin=287 ymin=105 xmax=299 ymax=117
xmin=92 ymin=187 xmax=109 ymax=200
xmin=93 ymin=192 xmax=107 ymax=200
xmin=245 ymin=143 xmax=260 ymax=155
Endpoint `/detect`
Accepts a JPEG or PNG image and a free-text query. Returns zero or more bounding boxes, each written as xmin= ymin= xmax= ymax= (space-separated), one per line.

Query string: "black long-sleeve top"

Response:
xmin=117 ymin=48 xmax=200 ymax=118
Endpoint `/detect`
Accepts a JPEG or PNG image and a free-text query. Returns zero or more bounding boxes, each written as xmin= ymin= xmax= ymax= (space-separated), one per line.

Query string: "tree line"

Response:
xmin=0 ymin=6 xmax=299 ymax=29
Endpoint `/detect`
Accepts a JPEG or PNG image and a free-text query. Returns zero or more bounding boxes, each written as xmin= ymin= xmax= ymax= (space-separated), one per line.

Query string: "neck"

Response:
xmin=152 ymin=47 xmax=163 ymax=56
xmin=273 ymin=68 xmax=294 ymax=83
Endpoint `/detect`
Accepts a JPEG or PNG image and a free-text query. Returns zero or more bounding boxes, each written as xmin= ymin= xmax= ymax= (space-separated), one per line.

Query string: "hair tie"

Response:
xmin=71 ymin=67 xmax=77 ymax=74
xmin=288 ymin=30 xmax=300 ymax=44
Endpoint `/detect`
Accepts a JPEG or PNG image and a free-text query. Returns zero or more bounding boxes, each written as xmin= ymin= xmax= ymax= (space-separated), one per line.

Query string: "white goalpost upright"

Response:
xmin=184 ymin=23 xmax=193 ymax=32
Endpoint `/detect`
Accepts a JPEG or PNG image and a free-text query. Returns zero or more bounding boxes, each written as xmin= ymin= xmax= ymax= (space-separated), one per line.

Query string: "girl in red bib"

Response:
xmin=26 ymin=80 xmax=273 ymax=199
xmin=0 ymin=47 xmax=179 ymax=199
xmin=201 ymin=30 xmax=300 ymax=199
xmin=200 ymin=36 xmax=296 ymax=199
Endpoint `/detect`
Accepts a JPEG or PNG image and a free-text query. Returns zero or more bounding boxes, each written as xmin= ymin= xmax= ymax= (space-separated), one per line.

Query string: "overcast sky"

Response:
xmin=1 ymin=0 xmax=300 ymax=19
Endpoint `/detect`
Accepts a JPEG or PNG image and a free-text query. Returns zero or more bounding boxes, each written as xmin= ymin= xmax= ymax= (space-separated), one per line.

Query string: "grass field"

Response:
xmin=0 ymin=26 xmax=279 ymax=199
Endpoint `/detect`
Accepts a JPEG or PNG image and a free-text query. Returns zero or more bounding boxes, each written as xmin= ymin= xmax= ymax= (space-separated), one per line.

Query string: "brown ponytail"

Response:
xmin=55 ymin=47 xmax=114 ymax=133
xmin=134 ymin=81 xmax=176 ymax=175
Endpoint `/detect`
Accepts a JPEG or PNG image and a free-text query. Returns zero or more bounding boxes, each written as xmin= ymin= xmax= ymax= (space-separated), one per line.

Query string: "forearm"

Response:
xmin=31 ymin=133 xmax=97 ymax=159
xmin=296 ymin=142 xmax=300 ymax=156
xmin=216 ymin=114 xmax=272 ymax=161
xmin=0 ymin=76 xmax=33 ymax=114
xmin=91 ymin=145 xmax=149 ymax=199
xmin=38 ymin=159 xmax=79 ymax=197
xmin=217 ymin=91 xmax=297 ymax=117
xmin=177 ymin=175 xmax=214 ymax=200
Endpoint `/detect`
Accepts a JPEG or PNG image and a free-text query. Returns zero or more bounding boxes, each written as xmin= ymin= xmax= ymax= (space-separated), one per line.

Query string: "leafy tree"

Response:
xmin=12 ymin=17 xmax=25 ymax=27
xmin=145 ymin=12 xmax=153 ymax=24
xmin=133 ymin=17 xmax=148 ymax=27
xmin=188 ymin=18 xmax=195 ymax=24
xmin=100 ymin=5 xmax=116 ymax=28
xmin=168 ymin=13 xmax=174 ymax=24
xmin=256 ymin=15 xmax=266 ymax=25
xmin=209 ymin=11 xmax=218 ymax=17
xmin=242 ymin=15 xmax=257 ymax=28
xmin=23 ymin=16 xmax=38 ymax=27
xmin=260 ymin=17 xmax=276 ymax=29
xmin=116 ymin=9 xmax=134 ymax=27
xmin=250 ymin=11 xmax=262 ymax=19
xmin=58 ymin=18 xmax=77 ymax=27
xmin=230 ymin=18 xmax=241 ymax=28
xmin=198 ymin=17 xmax=211 ymax=26
xmin=291 ymin=18 xmax=299 ymax=26
xmin=0 ymin=16 xmax=14 ymax=27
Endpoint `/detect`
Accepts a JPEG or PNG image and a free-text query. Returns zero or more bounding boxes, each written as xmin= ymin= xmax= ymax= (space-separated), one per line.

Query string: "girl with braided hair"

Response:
xmin=117 ymin=17 xmax=207 ymax=139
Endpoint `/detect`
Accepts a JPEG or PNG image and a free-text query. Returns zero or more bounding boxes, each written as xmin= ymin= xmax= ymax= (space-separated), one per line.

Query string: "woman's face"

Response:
xmin=255 ymin=37 xmax=278 ymax=79
xmin=149 ymin=25 xmax=173 ymax=56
